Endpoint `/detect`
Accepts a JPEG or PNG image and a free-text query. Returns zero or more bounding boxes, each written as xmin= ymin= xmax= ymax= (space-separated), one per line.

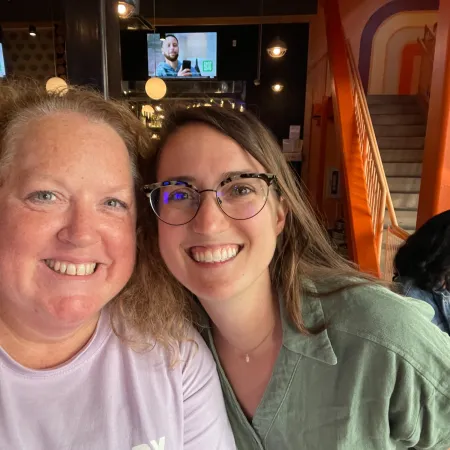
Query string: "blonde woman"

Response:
xmin=141 ymin=106 xmax=450 ymax=449
xmin=0 ymin=81 xmax=235 ymax=450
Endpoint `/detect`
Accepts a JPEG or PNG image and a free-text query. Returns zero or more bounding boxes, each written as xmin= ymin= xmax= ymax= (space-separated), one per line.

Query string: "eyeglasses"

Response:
xmin=143 ymin=173 xmax=278 ymax=226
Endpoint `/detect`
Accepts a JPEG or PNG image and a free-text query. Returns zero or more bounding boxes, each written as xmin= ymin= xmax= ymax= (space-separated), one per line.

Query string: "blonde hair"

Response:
xmin=0 ymin=80 xmax=192 ymax=351
xmin=141 ymin=106 xmax=379 ymax=334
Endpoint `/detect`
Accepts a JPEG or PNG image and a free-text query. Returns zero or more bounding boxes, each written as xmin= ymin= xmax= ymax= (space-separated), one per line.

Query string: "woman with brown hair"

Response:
xmin=141 ymin=105 xmax=450 ymax=449
xmin=0 ymin=81 xmax=235 ymax=450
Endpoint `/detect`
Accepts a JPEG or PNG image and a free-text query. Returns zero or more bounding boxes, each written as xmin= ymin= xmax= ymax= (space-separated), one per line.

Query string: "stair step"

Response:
xmin=371 ymin=114 xmax=425 ymax=126
xmin=377 ymin=136 xmax=425 ymax=149
xmin=373 ymin=124 xmax=426 ymax=137
xmin=369 ymin=104 xmax=422 ymax=115
xmin=391 ymin=192 xmax=419 ymax=210
xmin=384 ymin=210 xmax=417 ymax=231
xmin=387 ymin=176 xmax=421 ymax=192
xmin=383 ymin=162 xmax=422 ymax=177
xmin=380 ymin=149 xmax=423 ymax=162
xmin=367 ymin=95 xmax=418 ymax=105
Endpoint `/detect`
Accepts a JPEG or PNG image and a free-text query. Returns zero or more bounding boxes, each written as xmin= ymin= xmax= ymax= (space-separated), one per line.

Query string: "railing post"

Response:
xmin=322 ymin=0 xmax=380 ymax=276
xmin=417 ymin=0 xmax=450 ymax=227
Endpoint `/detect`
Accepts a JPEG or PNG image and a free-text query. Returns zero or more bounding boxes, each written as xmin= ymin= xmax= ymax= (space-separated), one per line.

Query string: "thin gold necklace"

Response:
xmin=220 ymin=322 xmax=277 ymax=363
xmin=244 ymin=323 xmax=276 ymax=363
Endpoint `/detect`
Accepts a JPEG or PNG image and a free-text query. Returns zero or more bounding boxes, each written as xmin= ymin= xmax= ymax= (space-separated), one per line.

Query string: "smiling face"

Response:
xmin=0 ymin=112 xmax=136 ymax=336
xmin=156 ymin=123 xmax=286 ymax=305
xmin=162 ymin=36 xmax=179 ymax=62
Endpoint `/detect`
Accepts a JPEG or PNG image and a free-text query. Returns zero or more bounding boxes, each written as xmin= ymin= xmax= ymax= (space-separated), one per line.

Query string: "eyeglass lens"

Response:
xmin=149 ymin=177 xmax=270 ymax=225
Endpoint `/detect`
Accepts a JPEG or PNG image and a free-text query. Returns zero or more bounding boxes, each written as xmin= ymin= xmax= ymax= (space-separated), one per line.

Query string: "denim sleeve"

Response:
xmin=404 ymin=286 xmax=445 ymax=326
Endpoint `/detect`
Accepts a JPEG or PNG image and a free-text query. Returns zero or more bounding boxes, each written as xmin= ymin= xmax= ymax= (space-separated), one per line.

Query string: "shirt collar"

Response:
xmin=280 ymin=281 xmax=337 ymax=366
xmin=196 ymin=279 xmax=337 ymax=366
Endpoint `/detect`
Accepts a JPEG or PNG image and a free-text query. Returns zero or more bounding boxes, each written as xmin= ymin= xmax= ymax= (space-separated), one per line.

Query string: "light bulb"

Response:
xmin=271 ymin=83 xmax=284 ymax=93
xmin=272 ymin=47 xmax=281 ymax=56
xmin=118 ymin=4 xmax=127 ymax=15
xmin=145 ymin=78 xmax=167 ymax=100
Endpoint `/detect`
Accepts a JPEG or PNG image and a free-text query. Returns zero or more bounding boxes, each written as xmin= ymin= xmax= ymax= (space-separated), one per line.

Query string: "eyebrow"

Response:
xmin=163 ymin=170 xmax=256 ymax=183
xmin=22 ymin=174 xmax=134 ymax=195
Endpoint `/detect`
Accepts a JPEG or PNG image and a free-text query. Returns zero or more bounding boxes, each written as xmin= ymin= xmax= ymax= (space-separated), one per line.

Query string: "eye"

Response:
xmin=167 ymin=189 xmax=192 ymax=202
xmin=105 ymin=198 xmax=128 ymax=209
xmin=28 ymin=191 xmax=57 ymax=203
xmin=230 ymin=184 xmax=255 ymax=197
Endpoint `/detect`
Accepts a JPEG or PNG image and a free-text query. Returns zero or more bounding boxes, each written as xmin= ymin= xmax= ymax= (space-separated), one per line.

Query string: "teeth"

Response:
xmin=45 ymin=260 xmax=97 ymax=276
xmin=213 ymin=250 xmax=222 ymax=262
xmin=191 ymin=246 xmax=240 ymax=264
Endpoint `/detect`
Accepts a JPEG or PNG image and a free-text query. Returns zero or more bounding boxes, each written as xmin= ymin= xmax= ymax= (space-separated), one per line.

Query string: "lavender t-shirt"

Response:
xmin=0 ymin=312 xmax=236 ymax=450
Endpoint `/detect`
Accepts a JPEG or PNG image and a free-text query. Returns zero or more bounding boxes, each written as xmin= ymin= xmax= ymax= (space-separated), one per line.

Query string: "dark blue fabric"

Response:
xmin=396 ymin=276 xmax=450 ymax=334
xmin=155 ymin=61 xmax=200 ymax=77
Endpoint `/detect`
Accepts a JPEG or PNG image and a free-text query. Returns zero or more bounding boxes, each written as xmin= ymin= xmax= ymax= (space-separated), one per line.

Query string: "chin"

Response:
xmin=187 ymin=281 xmax=240 ymax=304
xmin=47 ymin=295 xmax=105 ymax=326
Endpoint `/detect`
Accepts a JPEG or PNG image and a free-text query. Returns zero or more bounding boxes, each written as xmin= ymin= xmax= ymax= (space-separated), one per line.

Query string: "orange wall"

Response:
xmin=368 ymin=11 xmax=438 ymax=94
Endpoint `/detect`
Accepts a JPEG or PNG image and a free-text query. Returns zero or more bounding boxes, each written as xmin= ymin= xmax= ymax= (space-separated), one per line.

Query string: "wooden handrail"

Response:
xmin=345 ymin=40 xmax=399 ymax=229
xmin=323 ymin=0 xmax=413 ymax=277
xmin=323 ymin=0 xmax=380 ymax=276
xmin=389 ymin=225 xmax=410 ymax=241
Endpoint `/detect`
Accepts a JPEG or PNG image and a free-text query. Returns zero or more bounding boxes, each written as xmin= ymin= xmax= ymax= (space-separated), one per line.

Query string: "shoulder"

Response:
xmin=178 ymin=328 xmax=217 ymax=381
xmin=316 ymin=281 xmax=450 ymax=383
xmin=320 ymin=281 xmax=436 ymax=328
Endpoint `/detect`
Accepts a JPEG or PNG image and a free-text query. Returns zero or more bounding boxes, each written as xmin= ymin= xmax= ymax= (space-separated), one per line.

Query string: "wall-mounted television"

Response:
xmin=0 ymin=44 xmax=6 ymax=78
xmin=148 ymin=32 xmax=217 ymax=79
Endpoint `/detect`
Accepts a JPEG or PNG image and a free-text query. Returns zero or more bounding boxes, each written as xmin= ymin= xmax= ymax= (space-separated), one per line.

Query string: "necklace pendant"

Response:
xmin=245 ymin=354 xmax=250 ymax=363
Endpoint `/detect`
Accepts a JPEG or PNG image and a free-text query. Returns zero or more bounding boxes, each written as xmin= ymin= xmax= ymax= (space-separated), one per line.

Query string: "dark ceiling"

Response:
xmin=1 ymin=0 xmax=317 ymax=23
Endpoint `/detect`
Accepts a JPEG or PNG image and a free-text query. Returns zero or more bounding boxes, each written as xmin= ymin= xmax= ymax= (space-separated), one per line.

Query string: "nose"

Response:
xmin=57 ymin=202 xmax=101 ymax=248
xmin=191 ymin=192 xmax=230 ymax=235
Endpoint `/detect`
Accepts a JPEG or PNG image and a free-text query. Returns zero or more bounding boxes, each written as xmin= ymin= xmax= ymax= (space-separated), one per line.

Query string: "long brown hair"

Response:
xmin=0 ymin=80 xmax=192 ymax=351
xmin=142 ymin=106 xmax=379 ymax=334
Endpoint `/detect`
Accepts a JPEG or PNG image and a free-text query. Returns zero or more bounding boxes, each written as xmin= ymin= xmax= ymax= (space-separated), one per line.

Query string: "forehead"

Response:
xmin=165 ymin=37 xmax=177 ymax=45
xmin=9 ymin=112 xmax=133 ymax=183
xmin=157 ymin=123 xmax=265 ymax=183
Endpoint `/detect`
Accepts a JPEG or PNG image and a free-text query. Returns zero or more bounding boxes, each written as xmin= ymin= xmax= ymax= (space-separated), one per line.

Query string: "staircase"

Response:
xmin=367 ymin=95 xmax=426 ymax=233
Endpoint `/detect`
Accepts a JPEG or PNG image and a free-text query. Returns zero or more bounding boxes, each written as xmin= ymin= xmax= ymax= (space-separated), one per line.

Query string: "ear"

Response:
xmin=275 ymin=197 xmax=287 ymax=236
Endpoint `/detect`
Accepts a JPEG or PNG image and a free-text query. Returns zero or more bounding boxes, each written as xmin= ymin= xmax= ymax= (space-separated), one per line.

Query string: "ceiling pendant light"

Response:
xmin=46 ymin=77 xmax=68 ymax=95
xmin=271 ymin=82 xmax=284 ymax=93
xmin=118 ymin=0 xmax=137 ymax=19
xmin=46 ymin=9 xmax=68 ymax=95
xmin=267 ymin=37 xmax=287 ymax=58
xmin=29 ymin=25 xmax=37 ymax=37
xmin=145 ymin=77 xmax=167 ymax=100
xmin=144 ymin=0 xmax=166 ymax=101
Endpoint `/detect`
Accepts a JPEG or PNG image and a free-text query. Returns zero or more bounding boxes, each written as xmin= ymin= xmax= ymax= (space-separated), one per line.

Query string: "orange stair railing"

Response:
xmin=322 ymin=0 xmax=409 ymax=278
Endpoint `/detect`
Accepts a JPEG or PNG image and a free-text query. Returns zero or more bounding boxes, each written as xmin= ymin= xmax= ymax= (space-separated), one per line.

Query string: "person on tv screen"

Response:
xmin=156 ymin=35 xmax=200 ymax=78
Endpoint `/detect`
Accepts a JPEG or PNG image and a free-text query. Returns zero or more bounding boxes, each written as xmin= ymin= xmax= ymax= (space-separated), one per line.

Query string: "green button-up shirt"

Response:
xmin=202 ymin=282 xmax=450 ymax=449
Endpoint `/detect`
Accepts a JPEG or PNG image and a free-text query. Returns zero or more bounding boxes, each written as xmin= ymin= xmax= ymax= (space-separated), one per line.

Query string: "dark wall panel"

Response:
xmin=246 ymin=23 xmax=309 ymax=142
xmin=140 ymin=0 xmax=317 ymax=18
xmin=2 ymin=0 xmax=316 ymax=22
